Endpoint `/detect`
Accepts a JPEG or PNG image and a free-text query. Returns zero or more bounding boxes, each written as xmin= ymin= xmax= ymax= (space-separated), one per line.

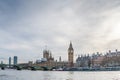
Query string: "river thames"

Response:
xmin=0 ymin=70 xmax=120 ymax=80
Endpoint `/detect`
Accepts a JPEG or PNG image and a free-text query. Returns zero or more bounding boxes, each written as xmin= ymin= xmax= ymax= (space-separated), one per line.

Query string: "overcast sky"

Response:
xmin=0 ymin=0 xmax=120 ymax=63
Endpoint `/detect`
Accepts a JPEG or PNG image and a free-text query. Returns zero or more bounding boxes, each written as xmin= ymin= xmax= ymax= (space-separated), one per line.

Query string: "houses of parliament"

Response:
xmin=34 ymin=42 xmax=74 ymax=68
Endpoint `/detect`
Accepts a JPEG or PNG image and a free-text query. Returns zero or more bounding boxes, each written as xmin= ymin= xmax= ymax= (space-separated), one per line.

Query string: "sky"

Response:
xmin=0 ymin=0 xmax=120 ymax=63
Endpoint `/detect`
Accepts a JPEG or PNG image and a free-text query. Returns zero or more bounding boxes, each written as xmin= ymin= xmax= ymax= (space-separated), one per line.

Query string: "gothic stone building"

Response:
xmin=34 ymin=42 xmax=74 ymax=68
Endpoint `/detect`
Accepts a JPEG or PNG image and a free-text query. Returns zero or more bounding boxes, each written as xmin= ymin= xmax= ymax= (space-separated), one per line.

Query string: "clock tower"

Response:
xmin=68 ymin=42 xmax=74 ymax=67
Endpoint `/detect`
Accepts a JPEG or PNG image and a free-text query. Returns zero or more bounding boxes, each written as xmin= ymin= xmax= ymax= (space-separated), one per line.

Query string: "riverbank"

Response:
xmin=1 ymin=67 xmax=120 ymax=71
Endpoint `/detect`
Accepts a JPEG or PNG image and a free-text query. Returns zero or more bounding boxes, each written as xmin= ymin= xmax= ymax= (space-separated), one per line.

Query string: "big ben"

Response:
xmin=68 ymin=42 xmax=74 ymax=67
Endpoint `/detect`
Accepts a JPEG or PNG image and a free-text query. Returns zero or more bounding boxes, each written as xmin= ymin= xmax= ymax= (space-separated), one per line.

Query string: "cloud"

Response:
xmin=0 ymin=0 xmax=120 ymax=63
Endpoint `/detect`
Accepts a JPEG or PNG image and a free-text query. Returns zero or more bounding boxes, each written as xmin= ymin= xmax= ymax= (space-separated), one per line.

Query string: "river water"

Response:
xmin=0 ymin=69 xmax=120 ymax=80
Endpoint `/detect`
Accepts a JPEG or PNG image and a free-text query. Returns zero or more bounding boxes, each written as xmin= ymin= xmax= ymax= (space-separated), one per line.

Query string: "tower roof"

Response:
xmin=68 ymin=41 xmax=73 ymax=50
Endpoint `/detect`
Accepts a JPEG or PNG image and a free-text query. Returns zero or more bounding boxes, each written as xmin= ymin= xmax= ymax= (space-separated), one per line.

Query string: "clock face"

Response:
xmin=69 ymin=50 xmax=73 ymax=53
xmin=71 ymin=50 xmax=73 ymax=53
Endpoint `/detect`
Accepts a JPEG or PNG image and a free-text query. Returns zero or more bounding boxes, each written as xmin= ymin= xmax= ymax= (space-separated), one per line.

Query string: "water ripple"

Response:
xmin=0 ymin=74 xmax=8 ymax=77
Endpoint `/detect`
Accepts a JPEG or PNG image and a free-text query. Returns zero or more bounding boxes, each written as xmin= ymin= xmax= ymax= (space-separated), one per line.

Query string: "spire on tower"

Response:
xmin=68 ymin=41 xmax=74 ymax=67
xmin=68 ymin=41 xmax=73 ymax=50
xmin=59 ymin=56 xmax=61 ymax=62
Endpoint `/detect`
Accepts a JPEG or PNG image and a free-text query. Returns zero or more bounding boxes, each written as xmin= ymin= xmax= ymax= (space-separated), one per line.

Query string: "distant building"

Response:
xmin=43 ymin=49 xmax=54 ymax=62
xmin=68 ymin=42 xmax=74 ymax=67
xmin=1 ymin=61 xmax=3 ymax=64
xmin=75 ymin=52 xmax=105 ymax=68
xmin=76 ymin=55 xmax=91 ymax=67
xmin=34 ymin=42 xmax=75 ymax=68
xmin=9 ymin=57 xmax=11 ymax=67
xmin=43 ymin=49 xmax=49 ymax=60
xmin=105 ymin=49 xmax=120 ymax=57
xmin=92 ymin=54 xmax=104 ymax=67
xmin=59 ymin=56 xmax=61 ymax=62
xmin=102 ymin=49 xmax=120 ymax=67
xmin=13 ymin=56 xmax=18 ymax=65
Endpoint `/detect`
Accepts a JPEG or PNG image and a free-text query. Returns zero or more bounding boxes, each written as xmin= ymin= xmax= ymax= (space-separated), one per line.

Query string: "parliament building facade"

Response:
xmin=34 ymin=42 xmax=74 ymax=68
